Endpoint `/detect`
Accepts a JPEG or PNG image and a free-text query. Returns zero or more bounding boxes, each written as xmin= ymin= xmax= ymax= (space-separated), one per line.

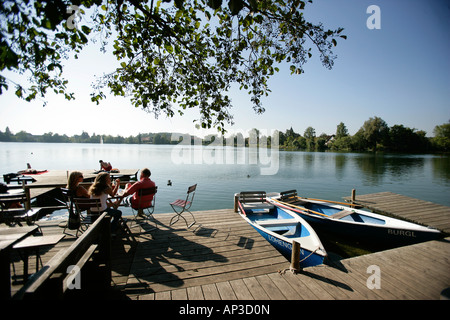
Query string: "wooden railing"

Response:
xmin=13 ymin=212 xmax=111 ymax=300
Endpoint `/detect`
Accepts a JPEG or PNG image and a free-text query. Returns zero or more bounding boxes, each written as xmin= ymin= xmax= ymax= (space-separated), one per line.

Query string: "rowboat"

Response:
xmin=237 ymin=191 xmax=327 ymax=268
xmin=268 ymin=190 xmax=442 ymax=248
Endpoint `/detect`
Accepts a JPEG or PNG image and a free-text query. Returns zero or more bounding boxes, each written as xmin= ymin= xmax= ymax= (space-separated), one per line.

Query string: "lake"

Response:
xmin=1 ymin=142 xmax=449 ymax=218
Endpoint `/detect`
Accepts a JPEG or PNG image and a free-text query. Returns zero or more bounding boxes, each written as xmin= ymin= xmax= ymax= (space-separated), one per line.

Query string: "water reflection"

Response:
xmin=353 ymin=154 xmax=425 ymax=186
xmin=1 ymin=143 xmax=449 ymax=208
xmin=334 ymin=154 xmax=348 ymax=181
xmin=431 ymin=156 xmax=450 ymax=185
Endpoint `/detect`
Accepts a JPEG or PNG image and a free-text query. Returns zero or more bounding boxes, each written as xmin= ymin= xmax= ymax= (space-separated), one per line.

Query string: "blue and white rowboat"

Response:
xmin=237 ymin=191 xmax=327 ymax=268
xmin=268 ymin=190 xmax=442 ymax=248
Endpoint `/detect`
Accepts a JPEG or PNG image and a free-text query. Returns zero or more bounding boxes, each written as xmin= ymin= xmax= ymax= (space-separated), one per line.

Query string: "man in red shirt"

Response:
xmin=123 ymin=168 xmax=156 ymax=215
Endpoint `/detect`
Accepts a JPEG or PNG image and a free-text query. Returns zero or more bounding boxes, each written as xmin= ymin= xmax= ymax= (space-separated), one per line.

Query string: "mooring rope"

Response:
xmin=278 ymin=246 xmax=321 ymax=275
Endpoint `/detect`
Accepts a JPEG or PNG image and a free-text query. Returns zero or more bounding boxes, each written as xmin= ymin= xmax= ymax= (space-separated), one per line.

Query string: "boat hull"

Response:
xmin=272 ymin=199 xmax=442 ymax=249
xmin=237 ymin=192 xmax=326 ymax=268
xmin=250 ymin=224 xmax=325 ymax=268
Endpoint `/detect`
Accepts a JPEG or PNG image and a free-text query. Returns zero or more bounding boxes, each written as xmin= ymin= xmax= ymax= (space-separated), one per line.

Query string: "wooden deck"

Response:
xmin=5 ymin=207 xmax=450 ymax=300
xmin=343 ymin=191 xmax=450 ymax=234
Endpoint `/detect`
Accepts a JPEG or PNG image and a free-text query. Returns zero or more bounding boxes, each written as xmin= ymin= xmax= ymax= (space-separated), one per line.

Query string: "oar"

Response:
xmin=271 ymin=198 xmax=329 ymax=218
xmin=298 ymin=196 xmax=359 ymax=208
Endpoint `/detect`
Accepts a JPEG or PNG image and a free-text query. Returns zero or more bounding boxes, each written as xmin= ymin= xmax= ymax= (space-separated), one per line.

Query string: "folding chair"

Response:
xmin=74 ymin=197 xmax=102 ymax=222
xmin=127 ymin=186 xmax=158 ymax=230
xmin=59 ymin=188 xmax=95 ymax=237
xmin=0 ymin=192 xmax=41 ymax=227
xmin=169 ymin=184 xmax=197 ymax=228
xmin=60 ymin=188 xmax=77 ymax=236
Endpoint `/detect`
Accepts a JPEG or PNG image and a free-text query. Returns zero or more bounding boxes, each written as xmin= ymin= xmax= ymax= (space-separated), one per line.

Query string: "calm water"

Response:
xmin=1 ymin=142 xmax=449 ymax=218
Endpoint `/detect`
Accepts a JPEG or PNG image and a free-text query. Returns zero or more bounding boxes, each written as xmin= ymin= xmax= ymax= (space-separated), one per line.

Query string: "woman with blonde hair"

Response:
xmin=66 ymin=171 xmax=89 ymax=198
xmin=88 ymin=172 xmax=122 ymax=234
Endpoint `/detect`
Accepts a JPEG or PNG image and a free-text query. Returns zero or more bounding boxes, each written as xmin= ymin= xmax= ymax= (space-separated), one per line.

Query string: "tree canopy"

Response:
xmin=0 ymin=0 xmax=346 ymax=132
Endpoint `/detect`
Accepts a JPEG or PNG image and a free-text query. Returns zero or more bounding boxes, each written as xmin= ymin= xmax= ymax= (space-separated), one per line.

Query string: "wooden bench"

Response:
xmin=0 ymin=193 xmax=41 ymax=226
xmin=256 ymin=219 xmax=299 ymax=227
xmin=330 ymin=210 xmax=354 ymax=220
xmin=13 ymin=212 xmax=111 ymax=300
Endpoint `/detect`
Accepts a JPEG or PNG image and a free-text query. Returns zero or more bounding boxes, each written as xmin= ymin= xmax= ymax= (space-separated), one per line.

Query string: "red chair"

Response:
xmin=127 ymin=186 xmax=158 ymax=230
xmin=169 ymin=184 xmax=197 ymax=228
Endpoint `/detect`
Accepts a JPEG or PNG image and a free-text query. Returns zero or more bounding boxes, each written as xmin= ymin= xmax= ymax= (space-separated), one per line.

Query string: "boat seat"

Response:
xmin=330 ymin=210 xmax=354 ymax=219
xmin=256 ymin=219 xmax=298 ymax=227
xmin=242 ymin=203 xmax=274 ymax=211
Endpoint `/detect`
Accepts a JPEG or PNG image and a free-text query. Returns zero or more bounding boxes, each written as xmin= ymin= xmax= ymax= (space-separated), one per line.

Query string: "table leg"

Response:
xmin=0 ymin=249 xmax=12 ymax=299
xmin=22 ymin=249 xmax=29 ymax=281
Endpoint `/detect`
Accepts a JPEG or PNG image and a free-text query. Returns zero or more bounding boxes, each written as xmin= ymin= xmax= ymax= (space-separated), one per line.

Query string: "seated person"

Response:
xmin=66 ymin=171 xmax=89 ymax=198
xmin=88 ymin=172 xmax=122 ymax=234
xmin=122 ymin=168 xmax=156 ymax=215
xmin=99 ymin=160 xmax=119 ymax=172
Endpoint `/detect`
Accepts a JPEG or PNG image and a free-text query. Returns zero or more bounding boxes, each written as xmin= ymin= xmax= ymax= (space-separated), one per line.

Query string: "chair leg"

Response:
xmin=169 ymin=208 xmax=195 ymax=228
xmin=130 ymin=208 xmax=145 ymax=228
xmin=186 ymin=210 xmax=196 ymax=228
xmin=144 ymin=209 xmax=158 ymax=230
xmin=169 ymin=213 xmax=183 ymax=226
xmin=119 ymin=218 xmax=136 ymax=242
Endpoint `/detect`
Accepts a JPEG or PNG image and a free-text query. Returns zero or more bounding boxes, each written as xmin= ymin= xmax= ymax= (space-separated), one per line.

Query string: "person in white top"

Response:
xmin=88 ymin=172 xmax=122 ymax=234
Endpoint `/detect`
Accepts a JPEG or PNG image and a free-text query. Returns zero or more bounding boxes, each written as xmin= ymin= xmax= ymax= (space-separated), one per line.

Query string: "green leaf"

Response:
xmin=228 ymin=0 xmax=244 ymax=16
xmin=15 ymin=86 xmax=23 ymax=98
xmin=174 ymin=0 xmax=184 ymax=8
xmin=164 ymin=43 xmax=173 ymax=53
xmin=81 ymin=25 xmax=91 ymax=35
xmin=207 ymin=0 xmax=223 ymax=10
xmin=175 ymin=9 xmax=183 ymax=21
xmin=249 ymin=0 xmax=258 ymax=11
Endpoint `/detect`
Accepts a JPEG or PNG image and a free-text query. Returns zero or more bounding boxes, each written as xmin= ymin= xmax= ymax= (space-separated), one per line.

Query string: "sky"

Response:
xmin=0 ymin=0 xmax=449 ymax=139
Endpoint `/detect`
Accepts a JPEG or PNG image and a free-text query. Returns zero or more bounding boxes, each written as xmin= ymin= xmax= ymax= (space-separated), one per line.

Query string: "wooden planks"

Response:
xmin=124 ymin=209 xmax=288 ymax=297
xmin=136 ymin=236 xmax=450 ymax=300
xmin=342 ymin=191 xmax=450 ymax=234
xmin=122 ymin=208 xmax=450 ymax=301
xmin=5 ymin=204 xmax=450 ymax=300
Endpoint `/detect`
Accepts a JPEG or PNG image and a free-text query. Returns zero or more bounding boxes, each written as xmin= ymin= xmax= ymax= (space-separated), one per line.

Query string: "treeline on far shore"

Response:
xmin=280 ymin=118 xmax=450 ymax=153
xmin=0 ymin=129 xmax=178 ymax=145
xmin=1 ymin=117 xmax=449 ymax=153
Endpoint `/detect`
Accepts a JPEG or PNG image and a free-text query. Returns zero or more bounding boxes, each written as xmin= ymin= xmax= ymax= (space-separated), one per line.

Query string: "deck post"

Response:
xmin=290 ymin=240 xmax=301 ymax=273
xmin=351 ymin=189 xmax=356 ymax=204
xmin=234 ymin=194 xmax=239 ymax=212
xmin=23 ymin=183 xmax=31 ymax=211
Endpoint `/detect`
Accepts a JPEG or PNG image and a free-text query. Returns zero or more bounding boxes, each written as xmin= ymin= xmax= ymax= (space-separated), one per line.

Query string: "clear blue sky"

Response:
xmin=0 ymin=0 xmax=449 ymax=138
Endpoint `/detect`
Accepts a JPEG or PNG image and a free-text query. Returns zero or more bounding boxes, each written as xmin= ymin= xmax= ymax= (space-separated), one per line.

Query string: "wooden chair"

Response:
xmin=73 ymin=197 xmax=102 ymax=225
xmin=60 ymin=188 xmax=76 ymax=236
xmin=169 ymin=184 xmax=197 ymax=228
xmin=62 ymin=188 xmax=132 ymax=240
xmin=0 ymin=193 xmax=41 ymax=227
xmin=61 ymin=197 xmax=101 ymax=237
xmin=126 ymin=186 xmax=158 ymax=230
